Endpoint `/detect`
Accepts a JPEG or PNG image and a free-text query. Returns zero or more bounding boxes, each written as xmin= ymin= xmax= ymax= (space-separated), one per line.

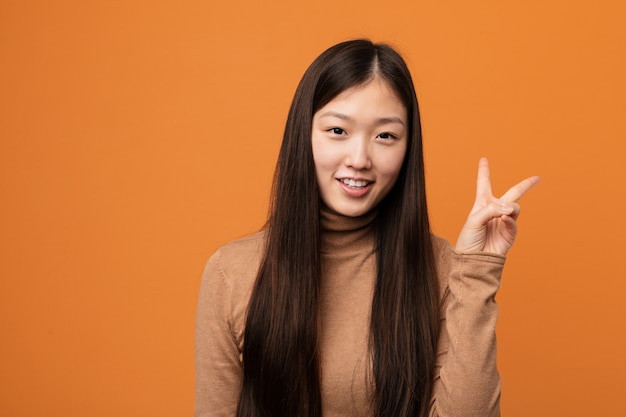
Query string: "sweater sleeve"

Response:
xmin=430 ymin=244 xmax=505 ymax=417
xmin=195 ymin=250 xmax=242 ymax=417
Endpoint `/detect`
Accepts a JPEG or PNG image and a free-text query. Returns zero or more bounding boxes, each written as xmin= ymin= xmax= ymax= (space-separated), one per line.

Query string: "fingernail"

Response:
xmin=501 ymin=204 xmax=513 ymax=213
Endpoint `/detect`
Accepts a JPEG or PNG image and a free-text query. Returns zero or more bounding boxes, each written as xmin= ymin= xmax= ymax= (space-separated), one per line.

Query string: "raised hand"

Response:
xmin=455 ymin=158 xmax=540 ymax=256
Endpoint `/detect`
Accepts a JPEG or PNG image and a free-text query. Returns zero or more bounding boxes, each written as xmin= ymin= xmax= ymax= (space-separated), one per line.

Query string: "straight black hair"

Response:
xmin=237 ymin=39 xmax=440 ymax=417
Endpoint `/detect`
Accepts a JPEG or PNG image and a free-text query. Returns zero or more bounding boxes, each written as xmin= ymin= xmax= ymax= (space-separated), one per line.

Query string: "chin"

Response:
xmin=333 ymin=204 xmax=372 ymax=218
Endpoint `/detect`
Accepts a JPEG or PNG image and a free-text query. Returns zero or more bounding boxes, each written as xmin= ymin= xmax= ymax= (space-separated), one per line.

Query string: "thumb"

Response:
xmin=467 ymin=201 xmax=515 ymax=227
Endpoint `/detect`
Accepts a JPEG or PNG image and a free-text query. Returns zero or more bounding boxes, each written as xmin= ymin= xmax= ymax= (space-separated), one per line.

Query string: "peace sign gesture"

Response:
xmin=455 ymin=158 xmax=540 ymax=256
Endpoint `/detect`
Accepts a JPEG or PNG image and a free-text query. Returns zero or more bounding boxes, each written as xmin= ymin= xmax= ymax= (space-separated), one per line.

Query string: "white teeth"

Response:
xmin=341 ymin=179 xmax=369 ymax=188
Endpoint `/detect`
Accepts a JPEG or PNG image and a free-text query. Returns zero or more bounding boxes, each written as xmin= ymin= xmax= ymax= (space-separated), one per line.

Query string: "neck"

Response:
xmin=320 ymin=206 xmax=377 ymax=255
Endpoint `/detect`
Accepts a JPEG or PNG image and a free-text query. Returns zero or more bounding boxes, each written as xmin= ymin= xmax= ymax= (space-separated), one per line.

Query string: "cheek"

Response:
xmin=312 ymin=141 xmax=340 ymax=175
xmin=377 ymin=147 xmax=406 ymax=182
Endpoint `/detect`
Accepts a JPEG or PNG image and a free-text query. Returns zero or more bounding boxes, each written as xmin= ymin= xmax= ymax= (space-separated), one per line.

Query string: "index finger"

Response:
xmin=500 ymin=176 xmax=541 ymax=202
xmin=476 ymin=157 xmax=493 ymax=198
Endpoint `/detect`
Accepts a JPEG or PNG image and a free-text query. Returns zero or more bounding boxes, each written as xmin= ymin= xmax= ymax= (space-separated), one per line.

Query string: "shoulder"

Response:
xmin=431 ymin=234 xmax=452 ymax=260
xmin=431 ymin=234 xmax=453 ymax=271
xmin=212 ymin=231 xmax=265 ymax=278
xmin=431 ymin=234 xmax=453 ymax=296
xmin=204 ymin=231 xmax=265 ymax=296
xmin=199 ymin=231 xmax=266 ymax=344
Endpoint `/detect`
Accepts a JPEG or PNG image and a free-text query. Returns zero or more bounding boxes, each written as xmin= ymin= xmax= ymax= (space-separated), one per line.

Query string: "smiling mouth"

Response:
xmin=339 ymin=178 xmax=372 ymax=189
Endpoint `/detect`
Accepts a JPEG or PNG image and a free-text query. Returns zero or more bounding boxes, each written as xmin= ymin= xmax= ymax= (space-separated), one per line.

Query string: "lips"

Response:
xmin=338 ymin=178 xmax=372 ymax=189
xmin=336 ymin=178 xmax=373 ymax=198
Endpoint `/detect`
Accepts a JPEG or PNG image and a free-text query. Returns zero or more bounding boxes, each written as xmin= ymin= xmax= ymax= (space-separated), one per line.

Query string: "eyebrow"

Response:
xmin=317 ymin=111 xmax=406 ymax=127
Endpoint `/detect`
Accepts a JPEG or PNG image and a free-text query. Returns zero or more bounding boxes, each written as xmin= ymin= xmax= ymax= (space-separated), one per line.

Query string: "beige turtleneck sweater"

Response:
xmin=195 ymin=210 xmax=504 ymax=417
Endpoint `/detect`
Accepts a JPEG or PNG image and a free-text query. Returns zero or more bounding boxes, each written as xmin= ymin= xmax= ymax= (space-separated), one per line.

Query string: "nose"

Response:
xmin=345 ymin=137 xmax=371 ymax=170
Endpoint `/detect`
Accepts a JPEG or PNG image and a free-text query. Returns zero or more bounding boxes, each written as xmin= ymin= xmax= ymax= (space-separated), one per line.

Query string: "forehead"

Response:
xmin=333 ymin=77 xmax=400 ymax=101
xmin=316 ymin=78 xmax=407 ymax=121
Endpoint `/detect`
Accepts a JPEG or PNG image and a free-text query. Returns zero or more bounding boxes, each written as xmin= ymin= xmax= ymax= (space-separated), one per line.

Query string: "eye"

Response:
xmin=329 ymin=127 xmax=346 ymax=135
xmin=377 ymin=132 xmax=397 ymax=140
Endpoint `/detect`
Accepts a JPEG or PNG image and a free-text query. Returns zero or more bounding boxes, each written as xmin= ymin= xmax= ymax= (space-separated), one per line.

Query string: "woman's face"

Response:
xmin=311 ymin=77 xmax=408 ymax=217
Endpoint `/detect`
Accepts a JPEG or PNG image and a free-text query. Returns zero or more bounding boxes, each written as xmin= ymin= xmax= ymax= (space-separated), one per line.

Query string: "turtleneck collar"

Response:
xmin=320 ymin=206 xmax=377 ymax=255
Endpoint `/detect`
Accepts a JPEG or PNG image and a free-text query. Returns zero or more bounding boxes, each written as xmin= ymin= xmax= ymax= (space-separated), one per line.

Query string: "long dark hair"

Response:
xmin=237 ymin=39 xmax=440 ymax=417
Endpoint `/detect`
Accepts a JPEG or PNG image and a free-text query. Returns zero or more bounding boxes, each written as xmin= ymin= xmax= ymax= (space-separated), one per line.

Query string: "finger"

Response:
xmin=502 ymin=201 xmax=521 ymax=220
xmin=500 ymin=176 xmax=541 ymax=202
xmin=475 ymin=157 xmax=493 ymax=198
xmin=499 ymin=213 xmax=519 ymax=237
xmin=468 ymin=200 xmax=515 ymax=227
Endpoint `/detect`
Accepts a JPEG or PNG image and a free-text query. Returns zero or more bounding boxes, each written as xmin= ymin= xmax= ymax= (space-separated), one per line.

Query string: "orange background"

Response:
xmin=1 ymin=0 xmax=625 ymax=416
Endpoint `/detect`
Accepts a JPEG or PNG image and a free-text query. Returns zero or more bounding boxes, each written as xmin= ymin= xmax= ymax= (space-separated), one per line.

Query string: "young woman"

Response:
xmin=195 ymin=39 xmax=539 ymax=417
